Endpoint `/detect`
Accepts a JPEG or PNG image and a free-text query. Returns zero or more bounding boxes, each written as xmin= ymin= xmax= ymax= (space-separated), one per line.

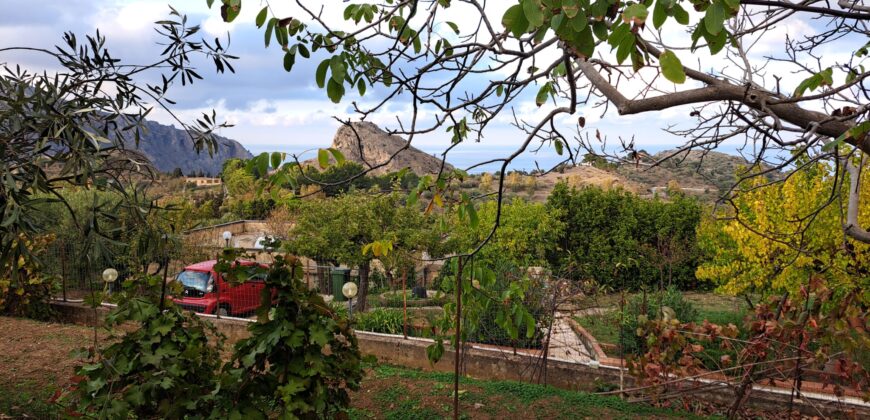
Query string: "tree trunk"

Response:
xmin=385 ymin=270 xmax=395 ymax=291
xmin=355 ymin=261 xmax=370 ymax=312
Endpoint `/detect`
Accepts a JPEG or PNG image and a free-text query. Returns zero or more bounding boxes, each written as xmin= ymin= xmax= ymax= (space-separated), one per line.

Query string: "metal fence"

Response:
xmin=40 ymin=240 xmax=368 ymax=319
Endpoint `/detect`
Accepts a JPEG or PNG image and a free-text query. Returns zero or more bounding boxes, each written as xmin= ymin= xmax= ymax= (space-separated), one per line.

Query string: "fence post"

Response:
xmin=60 ymin=240 xmax=68 ymax=302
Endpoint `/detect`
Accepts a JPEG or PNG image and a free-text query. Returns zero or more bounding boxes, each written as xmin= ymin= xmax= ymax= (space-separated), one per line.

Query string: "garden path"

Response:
xmin=546 ymin=309 xmax=593 ymax=363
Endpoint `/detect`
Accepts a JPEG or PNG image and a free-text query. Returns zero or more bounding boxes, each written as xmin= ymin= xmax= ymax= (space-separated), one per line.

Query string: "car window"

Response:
xmin=177 ymin=270 xmax=212 ymax=292
xmin=249 ymin=273 xmax=268 ymax=283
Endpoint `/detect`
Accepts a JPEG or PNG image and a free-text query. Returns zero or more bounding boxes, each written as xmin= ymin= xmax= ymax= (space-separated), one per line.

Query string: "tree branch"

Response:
xmin=574 ymin=58 xmax=867 ymax=153
xmin=742 ymin=0 xmax=870 ymax=19
xmin=843 ymin=155 xmax=870 ymax=243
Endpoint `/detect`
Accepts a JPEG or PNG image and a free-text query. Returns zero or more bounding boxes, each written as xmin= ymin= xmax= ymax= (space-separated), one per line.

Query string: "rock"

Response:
xmin=324 ymin=121 xmax=452 ymax=175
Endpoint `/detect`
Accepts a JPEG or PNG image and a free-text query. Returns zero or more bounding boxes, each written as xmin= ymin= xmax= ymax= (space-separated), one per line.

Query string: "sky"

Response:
xmin=0 ymin=0 xmax=842 ymax=172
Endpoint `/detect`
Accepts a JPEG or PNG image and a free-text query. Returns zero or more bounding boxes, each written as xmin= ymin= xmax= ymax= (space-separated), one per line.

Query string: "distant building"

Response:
xmin=186 ymin=177 xmax=222 ymax=187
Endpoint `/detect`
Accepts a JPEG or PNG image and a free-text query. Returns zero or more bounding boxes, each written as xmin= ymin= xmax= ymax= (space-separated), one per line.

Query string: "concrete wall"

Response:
xmin=50 ymin=301 xmax=870 ymax=418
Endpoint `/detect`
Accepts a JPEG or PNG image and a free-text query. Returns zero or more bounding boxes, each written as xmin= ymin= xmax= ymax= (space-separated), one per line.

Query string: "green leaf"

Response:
xmin=446 ymin=21 xmax=460 ymax=34
xmin=315 ymin=59 xmax=330 ymax=88
xmin=704 ymin=1 xmax=726 ymax=35
xmin=265 ymin=18 xmax=276 ymax=48
xmin=659 ymin=50 xmax=686 ymax=84
xmin=622 ymin=4 xmax=649 ymax=24
xmin=672 ymin=5 xmax=689 ymax=25
xmin=550 ymin=13 xmax=565 ymax=31
xmin=283 ymin=51 xmax=295 ymax=72
xmin=573 ymin=26 xmax=595 ymax=58
xmin=535 ymin=82 xmax=550 ymax=106
xmin=523 ymin=0 xmax=545 ymax=28
xmin=502 ymin=5 xmax=529 ymax=38
xmin=328 ymin=147 xmax=346 ymax=165
xmin=569 ymin=11 xmax=588 ymax=32
xmin=652 ymin=1 xmax=667 ymax=29
xmin=317 ymin=148 xmax=330 ymax=169
xmin=357 ymin=78 xmax=367 ymax=96
xmin=563 ymin=0 xmax=580 ymax=18
xmin=221 ymin=0 xmax=241 ymax=23
xmin=255 ymin=6 xmax=268 ymax=28
xmin=467 ymin=203 xmax=479 ymax=229
xmin=326 ymin=78 xmax=345 ymax=103
xmin=426 ymin=340 xmax=445 ymax=364
xmin=297 ymin=44 xmax=310 ymax=58
xmin=592 ymin=22 xmax=608 ymax=41
xmin=329 ymin=56 xmax=346 ymax=84
xmin=270 ymin=152 xmax=283 ymax=169
xmin=554 ymin=138 xmax=564 ymax=155
xmin=616 ymin=33 xmax=636 ymax=64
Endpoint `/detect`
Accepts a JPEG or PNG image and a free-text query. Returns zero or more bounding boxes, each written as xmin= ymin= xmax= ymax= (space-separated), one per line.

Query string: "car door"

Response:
xmin=243 ymin=272 xmax=268 ymax=313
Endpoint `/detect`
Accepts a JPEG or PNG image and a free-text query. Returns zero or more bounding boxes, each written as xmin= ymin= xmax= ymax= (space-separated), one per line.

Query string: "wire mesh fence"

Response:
xmin=40 ymin=239 xmax=366 ymax=319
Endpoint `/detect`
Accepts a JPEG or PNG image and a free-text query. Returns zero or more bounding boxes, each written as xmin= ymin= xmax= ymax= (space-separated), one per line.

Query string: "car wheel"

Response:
xmin=217 ymin=306 xmax=229 ymax=317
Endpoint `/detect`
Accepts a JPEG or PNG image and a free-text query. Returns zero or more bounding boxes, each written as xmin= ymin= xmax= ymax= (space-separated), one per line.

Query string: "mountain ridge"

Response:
xmin=132 ymin=120 xmax=252 ymax=176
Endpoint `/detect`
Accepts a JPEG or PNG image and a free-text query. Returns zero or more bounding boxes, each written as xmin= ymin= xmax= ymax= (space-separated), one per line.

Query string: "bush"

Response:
xmin=65 ymin=276 xmax=223 ymax=418
xmin=355 ymin=308 xmax=405 ymax=335
xmin=216 ymin=254 xmax=363 ymax=418
xmin=617 ymin=287 xmax=698 ymax=356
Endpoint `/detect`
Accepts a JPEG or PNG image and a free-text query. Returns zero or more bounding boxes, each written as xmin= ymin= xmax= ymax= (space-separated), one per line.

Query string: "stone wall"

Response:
xmin=50 ymin=301 xmax=870 ymax=418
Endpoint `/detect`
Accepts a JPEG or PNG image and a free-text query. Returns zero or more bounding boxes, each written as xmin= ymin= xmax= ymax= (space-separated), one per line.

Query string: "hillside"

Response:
xmin=316 ymin=122 xmax=451 ymax=175
xmin=132 ymin=120 xmax=252 ymax=176
xmin=616 ymin=150 xmax=751 ymax=199
xmin=468 ymin=150 xmax=755 ymax=203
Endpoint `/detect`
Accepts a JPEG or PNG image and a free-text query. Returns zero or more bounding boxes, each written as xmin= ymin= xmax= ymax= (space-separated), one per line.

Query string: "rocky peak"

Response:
xmin=328 ymin=122 xmax=451 ymax=175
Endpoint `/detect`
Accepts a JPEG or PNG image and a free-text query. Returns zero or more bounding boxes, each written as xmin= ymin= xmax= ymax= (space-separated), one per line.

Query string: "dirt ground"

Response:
xmin=0 ymin=316 xmax=698 ymax=419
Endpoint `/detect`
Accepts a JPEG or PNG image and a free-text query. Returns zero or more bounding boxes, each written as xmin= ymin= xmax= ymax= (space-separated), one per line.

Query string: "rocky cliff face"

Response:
xmin=132 ymin=120 xmax=252 ymax=176
xmin=326 ymin=122 xmax=451 ymax=175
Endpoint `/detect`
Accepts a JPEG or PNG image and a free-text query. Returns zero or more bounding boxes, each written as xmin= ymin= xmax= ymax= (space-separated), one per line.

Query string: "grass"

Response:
xmin=575 ymin=292 xmax=751 ymax=361
xmin=352 ymin=364 xmax=717 ymax=419
xmin=0 ymin=316 xmax=719 ymax=419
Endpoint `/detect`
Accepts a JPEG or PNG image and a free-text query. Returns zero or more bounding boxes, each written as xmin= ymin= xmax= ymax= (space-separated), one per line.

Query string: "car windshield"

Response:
xmin=176 ymin=270 xmax=212 ymax=292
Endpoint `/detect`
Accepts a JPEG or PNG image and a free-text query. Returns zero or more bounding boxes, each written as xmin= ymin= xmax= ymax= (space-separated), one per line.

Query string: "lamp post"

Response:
xmin=218 ymin=231 xmax=232 ymax=319
xmin=102 ymin=268 xmax=118 ymax=295
xmin=342 ymin=281 xmax=358 ymax=320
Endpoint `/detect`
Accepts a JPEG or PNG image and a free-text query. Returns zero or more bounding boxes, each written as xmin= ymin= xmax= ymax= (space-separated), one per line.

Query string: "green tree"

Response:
xmin=547 ymin=183 xmax=701 ymax=290
xmin=284 ymin=192 xmax=439 ymax=310
xmin=0 ymin=9 xmax=234 ymax=315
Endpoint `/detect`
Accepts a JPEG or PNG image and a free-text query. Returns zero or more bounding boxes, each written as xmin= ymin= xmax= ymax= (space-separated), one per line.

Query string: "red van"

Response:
xmin=172 ymin=260 xmax=270 ymax=317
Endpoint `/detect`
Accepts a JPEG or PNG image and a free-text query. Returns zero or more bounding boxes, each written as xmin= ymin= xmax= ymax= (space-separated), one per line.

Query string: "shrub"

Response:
xmin=355 ymin=308 xmax=405 ymax=335
xmin=215 ymin=254 xmax=363 ymax=418
xmin=617 ymin=287 xmax=698 ymax=356
xmin=65 ymin=276 xmax=223 ymax=418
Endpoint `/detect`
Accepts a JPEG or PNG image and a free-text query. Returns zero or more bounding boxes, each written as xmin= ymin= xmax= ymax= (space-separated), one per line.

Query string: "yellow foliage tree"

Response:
xmin=697 ymin=162 xmax=870 ymax=299
xmin=479 ymin=172 xmax=493 ymax=192
xmin=523 ymin=175 xmax=537 ymax=195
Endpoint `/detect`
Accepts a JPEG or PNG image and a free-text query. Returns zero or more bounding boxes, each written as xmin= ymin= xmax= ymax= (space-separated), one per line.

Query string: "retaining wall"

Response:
xmin=50 ymin=301 xmax=870 ymax=418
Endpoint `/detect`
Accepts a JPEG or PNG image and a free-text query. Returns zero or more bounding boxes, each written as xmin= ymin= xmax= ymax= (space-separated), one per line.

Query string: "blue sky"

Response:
xmin=1 ymin=0 xmax=842 ymax=172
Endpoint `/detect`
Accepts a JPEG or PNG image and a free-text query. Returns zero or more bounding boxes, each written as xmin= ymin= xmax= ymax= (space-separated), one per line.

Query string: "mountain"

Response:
xmin=318 ymin=121 xmax=451 ymax=175
xmin=132 ymin=120 xmax=252 ymax=176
